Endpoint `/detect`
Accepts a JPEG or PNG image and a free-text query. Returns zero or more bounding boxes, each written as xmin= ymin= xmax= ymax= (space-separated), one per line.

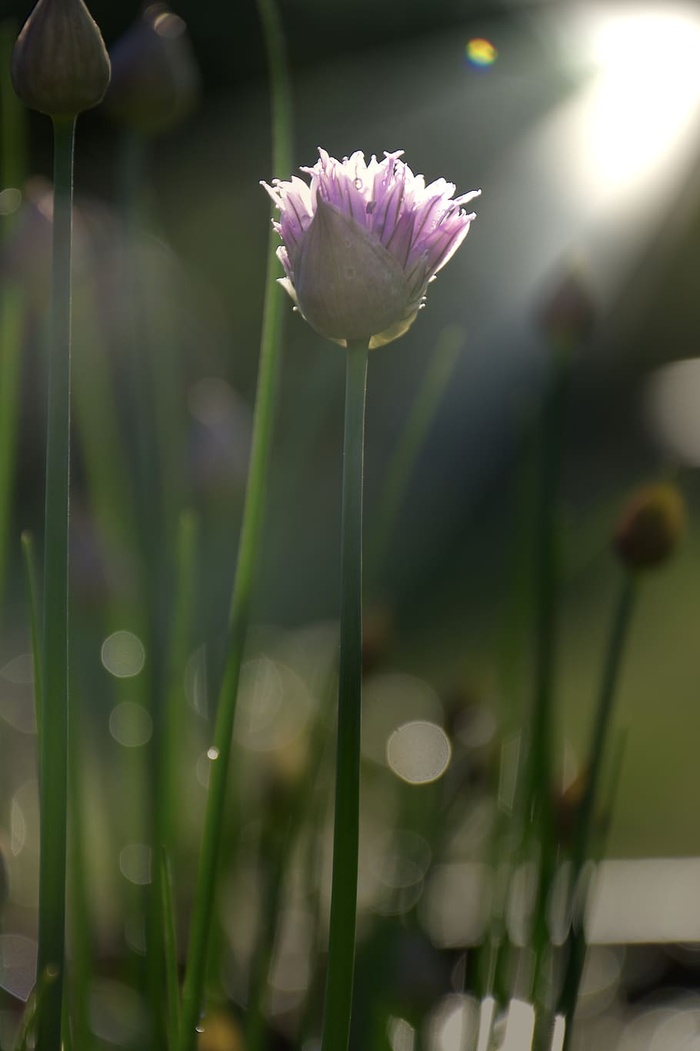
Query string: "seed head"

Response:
xmin=613 ymin=482 xmax=685 ymax=571
xmin=11 ymin=0 xmax=111 ymax=119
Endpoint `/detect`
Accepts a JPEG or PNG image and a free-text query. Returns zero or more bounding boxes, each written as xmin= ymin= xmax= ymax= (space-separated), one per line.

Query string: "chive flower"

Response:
xmin=11 ymin=0 xmax=110 ymax=119
xmin=262 ymin=149 xmax=479 ymax=348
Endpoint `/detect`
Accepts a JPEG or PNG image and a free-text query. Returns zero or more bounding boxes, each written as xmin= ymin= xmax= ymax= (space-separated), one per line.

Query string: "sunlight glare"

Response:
xmin=586 ymin=6 xmax=700 ymax=187
xmin=647 ymin=358 xmax=700 ymax=464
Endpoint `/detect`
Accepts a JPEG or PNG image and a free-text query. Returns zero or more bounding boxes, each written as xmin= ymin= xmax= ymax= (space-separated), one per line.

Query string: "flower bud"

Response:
xmin=11 ymin=0 xmax=111 ymax=119
xmin=536 ymin=264 xmax=595 ymax=351
xmin=264 ymin=150 xmax=478 ymax=348
xmin=613 ymin=482 xmax=685 ymax=571
xmin=293 ymin=197 xmax=415 ymax=344
xmin=105 ymin=3 xmax=201 ymax=135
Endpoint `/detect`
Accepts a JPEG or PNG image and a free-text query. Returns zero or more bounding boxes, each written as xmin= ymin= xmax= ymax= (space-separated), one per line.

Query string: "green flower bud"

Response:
xmin=613 ymin=482 xmax=685 ymax=571
xmin=105 ymin=3 xmax=201 ymax=135
xmin=292 ymin=198 xmax=417 ymax=345
xmin=11 ymin=0 xmax=111 ymax=119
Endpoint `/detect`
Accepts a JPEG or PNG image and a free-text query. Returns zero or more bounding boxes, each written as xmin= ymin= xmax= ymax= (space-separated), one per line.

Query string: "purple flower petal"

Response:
xmin=262 ymin=148 xmax=479 ymax=347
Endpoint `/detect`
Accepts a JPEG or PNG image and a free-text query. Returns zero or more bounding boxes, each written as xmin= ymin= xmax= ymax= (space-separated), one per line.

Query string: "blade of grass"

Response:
xmin=21 ymin=531 xmax=43 ymax=745
xmin=0 ymin=286 xmax=24 ymax=618
xmin=159 ymin=846 xmax=182 ymax=1049
xmin=160 ymin=509 xmax=199 ymax=860
xmin=0 ymin=19 xmax=27 ymax=622
xmin=178 ymin=0 xmax=292 ymax=1043
xmin=557 ymin=576 xmax=636 ymax=1049
xmin=0 ymin=21 xmax=27 ymax=195
xmin=14 ymin=967 xmax=60 ymax=1051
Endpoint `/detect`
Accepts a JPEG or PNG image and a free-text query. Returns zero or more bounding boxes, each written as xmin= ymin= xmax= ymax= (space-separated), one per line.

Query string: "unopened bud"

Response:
xmin=11 ymin=0 xmax=110 ymax=119
xmin=536 ymin=264 xmax=595 ymax=350
xmin=105 ymin=3 xmax=200 ymax=135
xmin=613 ymin=482 xmax=685 ymax=571
xmin=293 ymin=197 xmax=415 ymax=344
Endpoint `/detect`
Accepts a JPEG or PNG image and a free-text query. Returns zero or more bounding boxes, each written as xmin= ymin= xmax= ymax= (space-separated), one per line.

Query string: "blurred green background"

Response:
xmin=3 ymin=0 xmax=700 ymax=866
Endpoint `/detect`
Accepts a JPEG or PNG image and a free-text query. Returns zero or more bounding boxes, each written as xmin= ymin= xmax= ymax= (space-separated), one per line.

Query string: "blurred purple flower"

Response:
xmin=262 ymin=149 xmax=480 ymax=348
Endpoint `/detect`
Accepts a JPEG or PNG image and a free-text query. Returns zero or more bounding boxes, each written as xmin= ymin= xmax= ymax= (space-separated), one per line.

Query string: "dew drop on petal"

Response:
xmin=354 ymin=178 xmax=363 ymax=189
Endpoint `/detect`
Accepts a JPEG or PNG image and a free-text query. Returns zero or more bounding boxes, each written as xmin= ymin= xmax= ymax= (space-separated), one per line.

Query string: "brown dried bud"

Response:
xmin=11 ymin=0 xmax=111 ymax=119
xmin=613 ymin=482 xmax=685 ymax=571
xmin=105 ymin=3 xmax=201 ymax=135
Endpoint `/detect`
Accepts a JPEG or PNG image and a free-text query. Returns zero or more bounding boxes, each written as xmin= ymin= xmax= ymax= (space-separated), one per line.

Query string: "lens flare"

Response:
xmin=466 ymin=38 xmax=498 ymax=68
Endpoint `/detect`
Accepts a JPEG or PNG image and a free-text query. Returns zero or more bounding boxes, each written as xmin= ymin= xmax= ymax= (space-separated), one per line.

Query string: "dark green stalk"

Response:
xmin=529 ymin=350 xmax=569 ymax=996
xmin=558 ymin=574 xmax=636 ymax=1047
xmin=159 ymin=847 xmax=182 ymax=1048
xmin=0 ymin=288 xmax=23 ymax=616
xmin=15 ymin=967 xmax=59 ymax=1051
xmin=320 ymin=339 xmax=369 ymax=1051
xmin=21 ymin=532 xmax=43 ymax=743
xmin=67 ymin=698 xmax=92 ymax=1051
xmin=0 ymin=21 xmax=27 ymax=194
xmin=0 ymin=23 xmax=27 ymax=620
xmin=37 ymin=114 xmax=76 ymax=1051
xmin=178 ymin=1 xmax=292 ymax=1043
xmin=161 ymin=509 xmax=198 ymax=858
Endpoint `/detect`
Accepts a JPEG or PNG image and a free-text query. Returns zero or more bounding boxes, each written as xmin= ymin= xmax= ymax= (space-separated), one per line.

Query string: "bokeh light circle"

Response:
xmin=386 ymin=721 xmax=451 ymax=784
xmin=101 ymin=631 xmax=146 ymax=679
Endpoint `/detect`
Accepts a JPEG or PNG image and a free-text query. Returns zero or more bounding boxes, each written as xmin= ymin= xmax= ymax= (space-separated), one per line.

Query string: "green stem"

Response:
xmin=21 ymin=532 xmax=43 ymax=743
xmin=178 ymin=1 xmax=292 ymax=1043
xmin=37 ymin=115 xmax=76 ymax=1051
xmin=558 ymin=574 xmax=636 ymax=1047
xmin=320 ymin=339 xmax=369 ymax=1051
xmin=529 ymin=350 xmax=569 ymax=997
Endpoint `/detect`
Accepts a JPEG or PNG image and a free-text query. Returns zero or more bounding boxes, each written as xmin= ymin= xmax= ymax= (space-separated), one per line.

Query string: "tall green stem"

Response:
xmin=558 ymin=574 xmax=636 ymax=1047
xmin=529 ymin=350 xmax=568 ymax=995
xmin=321 ymin=339 xmax=369 ymax=1051
xmin=37 ymin=115 xmax=76 ymax=1051
xmin=178 ymin=2 xmax=292 ymax=1044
